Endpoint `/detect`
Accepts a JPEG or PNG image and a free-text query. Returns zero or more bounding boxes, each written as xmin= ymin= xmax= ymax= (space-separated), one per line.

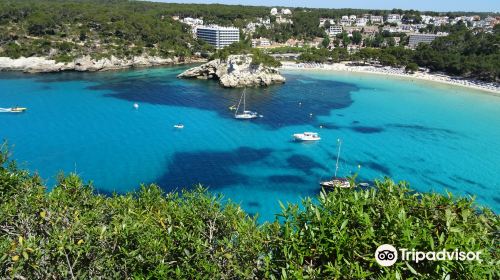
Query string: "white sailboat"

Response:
xmin=320 ymin=139 xmax=352 ymax=189
xmin=234 ymin=90 xmax=258 ymax=119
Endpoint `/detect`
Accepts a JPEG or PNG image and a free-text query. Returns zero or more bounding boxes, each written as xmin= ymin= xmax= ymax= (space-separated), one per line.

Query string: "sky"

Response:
xmin=152 ymin=0 xmax=499 ymax=13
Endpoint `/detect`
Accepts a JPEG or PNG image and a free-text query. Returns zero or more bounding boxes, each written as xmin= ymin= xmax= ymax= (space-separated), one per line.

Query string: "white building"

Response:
xmin=408 ymin=33 xmax=445 ymax=48
xmin=356 ymin=18 xmax=367 ymax=27
xmin=370 ymin=15 xmax=383 ymax=24
xmin=181 ymin=17 xmax=203 ymax=26
xmin=340 ymin=15 xmax=352 ymax=26
xmin=258 ymin=17 xmax=271 ymax=25
xmin=386 ymin=14 xmax=402 ymax=24
xmin=245 ymin=22 xmax=257 ymax=33
xmin=270 ymin=8 xmax=278 ymax=15
xmin=252 ymin=37 xmax=271 ymax=47
xmin=328 ymin=25 xmax=343 ymax=36
xmin=276 ymin=15 xmax=293 ymax=24
xmin=282 ymin=8 xmax=292 ymax=15
xmin=319 ymin=18 xmax=335 ymax=27
xmin=196 ymin=26 xmax=240 ymax=49
xmin=433 ymin=16 xmax=449 ymax=26
xmin=420 ymin=15 xmax=433 ymax=24
xmin=349 ymin=15 xmax=357 ymax=20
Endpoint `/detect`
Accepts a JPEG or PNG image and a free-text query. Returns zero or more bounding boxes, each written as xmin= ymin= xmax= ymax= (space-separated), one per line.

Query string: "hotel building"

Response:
xmin=408 ymin=33 xmax=443 ymax=48
xmin=196 ymin=26 xmax=240 ymax=49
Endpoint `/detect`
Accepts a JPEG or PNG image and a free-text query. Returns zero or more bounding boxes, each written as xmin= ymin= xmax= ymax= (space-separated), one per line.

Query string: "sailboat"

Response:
xmin=234 ymin=90 xmax=258 ymax=119
xmin=320 ymin=138 xmax=352 ymax=189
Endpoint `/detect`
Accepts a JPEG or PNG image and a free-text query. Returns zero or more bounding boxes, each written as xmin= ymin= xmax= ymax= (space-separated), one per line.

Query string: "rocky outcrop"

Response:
xmin=177 ymin=55 xmax=285 ymax=88
xmin=0 ymin=55 xmax=204 ymax=73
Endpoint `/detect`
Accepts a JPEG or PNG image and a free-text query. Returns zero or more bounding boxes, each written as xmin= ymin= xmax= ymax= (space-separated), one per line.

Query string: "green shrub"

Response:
xmin=53 ymin=54 xmax=74 ymax=63
xmin=406 ymin=62 xmax=419 ymax=73
xmin=251 ymin=49 xmax=281 ymax=67
xmin=2 ymin=42 xmax=22 ymax=59
xmin=267 ymin=181 xmax=499 ymax=279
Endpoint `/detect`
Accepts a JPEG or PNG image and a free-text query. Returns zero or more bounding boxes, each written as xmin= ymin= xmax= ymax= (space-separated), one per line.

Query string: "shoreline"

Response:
xmin=0 ymin=56 xmax=207 ymax=74
xmin=280 ymin=61 xmax=500 ymax=95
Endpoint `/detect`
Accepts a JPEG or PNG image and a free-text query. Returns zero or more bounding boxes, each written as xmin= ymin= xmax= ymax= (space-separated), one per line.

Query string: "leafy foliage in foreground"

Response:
xmin=0 ymin=147 xmax=498 ymax=279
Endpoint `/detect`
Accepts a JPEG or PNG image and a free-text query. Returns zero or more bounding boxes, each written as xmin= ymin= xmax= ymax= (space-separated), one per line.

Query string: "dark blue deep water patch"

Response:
xmin=155 ymin=147 xmax=273 ymax=191
xmin=386 ymin=123 xmax=458 ymax=136
xmin=350 ymin=126 xmax=385 ymax=134
xmin=96 ymin=72 xmax=358 ymax=129
xmin=363 ymin=161 xmax=392 ymax=176
xmin=268 ymin=175 xmax=306 ymax=184
xmin=287 ymin=154 xmax=327 ymax=175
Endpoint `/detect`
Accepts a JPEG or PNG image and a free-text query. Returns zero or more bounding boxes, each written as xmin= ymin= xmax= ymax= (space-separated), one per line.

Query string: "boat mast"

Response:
xmin=243 ymin=90 xmax=246 ymax=112
xmin=235 ymin=91 xmax=244 ymax=116
xmin=334 ymin=138 xmax=342 ymax=178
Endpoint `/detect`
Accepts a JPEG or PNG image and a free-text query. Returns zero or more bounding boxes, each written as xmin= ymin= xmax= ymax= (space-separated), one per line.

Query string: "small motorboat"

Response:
xmin=320 ymin=178 xmax=351 ymax=189
xmin=173 ymin=124 xmax=184 ymax=129
xmin=0 ymin=107 xmax=27 ymax=113
xmin=293 ymin=132 xmax=321 ymax=141
xmin=133 ymin=103 xmax=139 ymax=109
xmin=11 ymin=107 xmax=27 ymax=112
xmin=228 ymin=105 xmax=237 ymax=111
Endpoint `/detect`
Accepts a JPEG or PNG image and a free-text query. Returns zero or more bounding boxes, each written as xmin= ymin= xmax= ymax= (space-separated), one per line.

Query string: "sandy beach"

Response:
xmin=280 ymin=61 xmax=500 ymax=95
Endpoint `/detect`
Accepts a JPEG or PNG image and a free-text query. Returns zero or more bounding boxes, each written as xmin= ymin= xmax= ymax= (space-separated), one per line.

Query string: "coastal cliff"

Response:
xmin=177 ymin=55 xmax=286 ymax=88
xmin=0 ymin=56 xmax=205 ymax=73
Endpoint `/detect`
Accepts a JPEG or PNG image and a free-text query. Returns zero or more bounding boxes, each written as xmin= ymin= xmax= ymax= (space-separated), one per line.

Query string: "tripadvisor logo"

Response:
xmin=375 ymin=244 xmax=398 ymax=266
xmin=374 ymin=244 xmax=482 ymax=267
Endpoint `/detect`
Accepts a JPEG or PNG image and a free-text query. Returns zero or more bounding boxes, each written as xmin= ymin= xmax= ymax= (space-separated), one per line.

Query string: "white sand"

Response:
xmin=280 ymin=62 xmax=500 ymax=95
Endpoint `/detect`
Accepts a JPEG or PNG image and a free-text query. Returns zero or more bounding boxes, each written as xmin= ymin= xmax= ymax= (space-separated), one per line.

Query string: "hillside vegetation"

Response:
xmin=0 ymin=0 xmax=213 ymax=62
xmin=1 ymin=146 xmax=498 ymax=279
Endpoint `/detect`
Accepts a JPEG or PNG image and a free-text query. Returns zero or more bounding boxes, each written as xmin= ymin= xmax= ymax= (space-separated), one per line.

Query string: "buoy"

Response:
xmin=133 ymin=103 xmax=139 ymax=109
xmin=320 ymin=125 xmax=323 ymax=128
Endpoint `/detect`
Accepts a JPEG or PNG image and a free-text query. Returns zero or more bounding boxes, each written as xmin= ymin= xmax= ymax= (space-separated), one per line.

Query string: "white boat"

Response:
xmin=173 ymin=124 xmax=184 ymax=129
xmin=234 ymin=90 xmax=259 ymax=119
xmin=293 ymin=132 xmax=321 ymax=141
xmin=0 ymin=107 xmax=27 ymax=113
xmin=320 ymin=139 xmax=352 ymax=189
xmin=320 ymin=178 xmax=351 ymax=188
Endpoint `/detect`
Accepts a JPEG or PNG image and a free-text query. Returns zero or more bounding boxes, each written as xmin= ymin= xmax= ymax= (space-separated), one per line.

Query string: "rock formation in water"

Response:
xmin=177 ymin=55 xmax=286 ymax=88
xmin=0 ymin=55 xmax=204 ymax=73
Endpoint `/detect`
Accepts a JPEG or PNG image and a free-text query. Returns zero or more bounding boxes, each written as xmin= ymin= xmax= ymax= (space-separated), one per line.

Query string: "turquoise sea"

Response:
xmin=1 ymin=66 xmax=499 ymax=221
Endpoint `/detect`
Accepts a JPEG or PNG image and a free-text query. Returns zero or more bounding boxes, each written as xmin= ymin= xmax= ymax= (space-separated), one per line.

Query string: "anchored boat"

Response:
xmin=320 ymin=138 xmax=352 ymax=189
xmin=0 ymin=107 xmax=27 ymax=113
xmin=234 ymin=90 xmax=259 ymax=119
xmin=293 ymin=132 xmax=321 ymax=141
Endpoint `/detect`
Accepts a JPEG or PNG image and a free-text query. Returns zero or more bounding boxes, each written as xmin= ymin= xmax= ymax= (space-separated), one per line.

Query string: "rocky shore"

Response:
xmin=0 ymin=55 xmax=206 ymax=73
xmin=177 ymin=55 xmax=285 ymax=88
